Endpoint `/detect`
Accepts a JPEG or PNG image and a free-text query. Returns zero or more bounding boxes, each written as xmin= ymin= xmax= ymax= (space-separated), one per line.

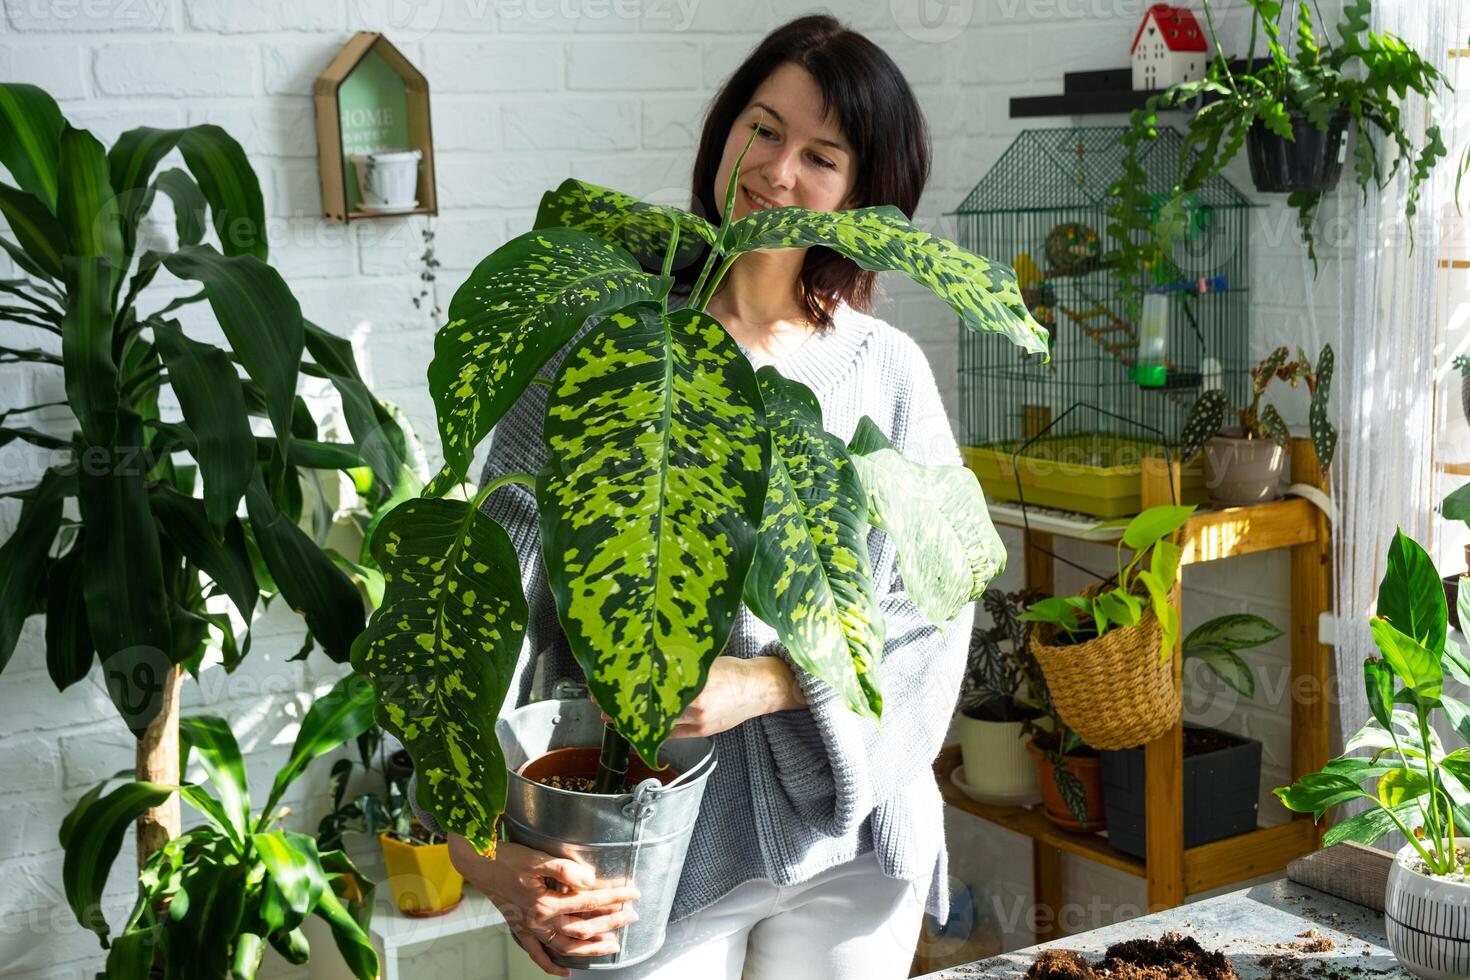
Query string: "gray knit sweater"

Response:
xmin=412 ymin=296 xmax=975 ymax=926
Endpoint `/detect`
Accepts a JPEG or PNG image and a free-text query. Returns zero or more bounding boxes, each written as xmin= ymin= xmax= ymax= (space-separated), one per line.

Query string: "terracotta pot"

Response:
xmin=379 ymin=831 xmax=464 ymax=917
xmin=1204 ymin=430 xmax=1288 ymax=505
xmin=1026 ymin=737 xmax=1106 ymax=831
xmin=519 ymin=746 xmax=676 ymax=787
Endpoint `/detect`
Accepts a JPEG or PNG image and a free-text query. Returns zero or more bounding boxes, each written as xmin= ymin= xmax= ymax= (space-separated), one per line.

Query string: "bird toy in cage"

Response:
xmin=1044 ymin=222 xmax=1102 ymax=276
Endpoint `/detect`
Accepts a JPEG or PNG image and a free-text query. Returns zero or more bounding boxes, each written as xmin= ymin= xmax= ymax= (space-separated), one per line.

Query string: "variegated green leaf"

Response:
xmin=425 ymin=227 xmax=672 ymax=496
xmin=537 ymin=303 xmax=769 ymax=764
xmin=721 ymin=206 xmax=1048 ymax=355
xmin=534 ymin=178 xmax=715 ymax=272
xmin=743 ymin=370 xmax=882 ymax=719
xmin=848 ymin=415 xmax=1005 ymax=626
xmin=350 ymin=496 xmax=527 ymax=853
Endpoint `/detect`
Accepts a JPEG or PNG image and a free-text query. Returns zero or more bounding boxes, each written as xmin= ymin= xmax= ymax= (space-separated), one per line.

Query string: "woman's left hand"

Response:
xmin=598 ymin=656 xmax=805 ymax=738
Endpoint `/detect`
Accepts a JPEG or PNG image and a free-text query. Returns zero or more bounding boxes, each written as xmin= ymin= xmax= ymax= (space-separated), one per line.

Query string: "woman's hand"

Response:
xmin=600 ymin=656 xmax=808 ymax=739
xmin=448 ymin=835 xmax=641 ymax=977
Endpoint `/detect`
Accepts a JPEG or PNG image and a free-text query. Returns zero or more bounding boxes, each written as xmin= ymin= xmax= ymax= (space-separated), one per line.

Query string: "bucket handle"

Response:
xmin=656 ymin=747 xmax=717 ymax=793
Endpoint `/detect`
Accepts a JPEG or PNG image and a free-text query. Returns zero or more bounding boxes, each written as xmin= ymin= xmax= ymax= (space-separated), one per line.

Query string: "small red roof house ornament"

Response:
xmin=1131 ymin=4 xmax=1209 ymax=92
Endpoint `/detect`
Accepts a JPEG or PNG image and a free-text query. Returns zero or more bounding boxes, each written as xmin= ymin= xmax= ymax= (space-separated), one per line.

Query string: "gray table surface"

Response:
xmin=921 ymin=879 xmax=1412 ymax=978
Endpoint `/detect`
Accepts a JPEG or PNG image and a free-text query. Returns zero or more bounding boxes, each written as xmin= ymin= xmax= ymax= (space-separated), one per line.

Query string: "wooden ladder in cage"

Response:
xmin=1059 ymin=303 xmax=1190 ymax=406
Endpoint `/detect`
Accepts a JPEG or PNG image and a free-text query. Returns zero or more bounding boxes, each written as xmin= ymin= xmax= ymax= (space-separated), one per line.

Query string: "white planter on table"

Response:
xmin=1385 ymin=842 xmax=1470 ymax=980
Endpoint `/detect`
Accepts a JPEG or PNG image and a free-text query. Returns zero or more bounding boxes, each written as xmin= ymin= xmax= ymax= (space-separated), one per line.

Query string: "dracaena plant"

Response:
xmin=60 ymin=674 xmax=380 ymax=980
xmin=0 ymin=83 xmax=415 ymax=733
xmin=1108 ymin=0 xmax=1450 ymax=314
xmin=1178 ymin=343 xmax=1336 ymax=468
xmin=1018 ymin=505 xmax=1196 ymax=663
xmin=1275 ymin=530 xmax=1470 ymax=874
xmin=349 ymin=131 xmax=1049 ymax=853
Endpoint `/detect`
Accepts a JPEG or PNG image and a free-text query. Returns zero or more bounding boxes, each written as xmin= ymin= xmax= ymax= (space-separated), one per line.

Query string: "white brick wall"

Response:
xmin=0 ymin=0 xmax=1340 ymax=974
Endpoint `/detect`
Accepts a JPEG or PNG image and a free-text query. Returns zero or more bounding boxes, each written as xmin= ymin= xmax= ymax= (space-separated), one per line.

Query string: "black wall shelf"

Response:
xmin=1010 ymin=62 xmax=1253 ymax=119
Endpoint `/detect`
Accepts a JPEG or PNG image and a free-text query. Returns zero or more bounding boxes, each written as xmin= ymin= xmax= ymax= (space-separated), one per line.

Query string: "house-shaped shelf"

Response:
xmin=314 ymin=32 xmax=438 ymax=222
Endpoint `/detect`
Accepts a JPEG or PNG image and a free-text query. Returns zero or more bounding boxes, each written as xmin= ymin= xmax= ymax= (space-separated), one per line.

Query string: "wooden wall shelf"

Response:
xmin=314 ymin=32 xmax=438 ymax=223
xmin=936 ymin=437 xmax=1333 ymax=951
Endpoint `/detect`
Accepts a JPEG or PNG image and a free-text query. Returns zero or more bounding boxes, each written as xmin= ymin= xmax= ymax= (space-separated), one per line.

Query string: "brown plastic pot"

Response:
xmin=1027 ymin=736 xmax=1106 ymax=832
xmin=519 ymin=746 xmax=676 ymax=788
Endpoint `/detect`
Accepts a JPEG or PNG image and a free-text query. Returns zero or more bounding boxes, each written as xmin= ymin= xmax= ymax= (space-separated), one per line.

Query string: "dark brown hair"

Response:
xmin=677 ymin=14 xmax=931 ymax=331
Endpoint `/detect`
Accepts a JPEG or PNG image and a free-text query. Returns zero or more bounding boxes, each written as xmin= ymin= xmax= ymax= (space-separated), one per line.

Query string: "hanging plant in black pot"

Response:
xmin=1108 ymin=0 xmax=1451 ymax=316
xmin=1245 ymin=109 xmax=1350 ymax=194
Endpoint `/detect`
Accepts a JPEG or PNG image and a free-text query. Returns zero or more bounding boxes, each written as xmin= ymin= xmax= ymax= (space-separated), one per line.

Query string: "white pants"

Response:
xmin=569 ymin=851 xmax=926 ymax=980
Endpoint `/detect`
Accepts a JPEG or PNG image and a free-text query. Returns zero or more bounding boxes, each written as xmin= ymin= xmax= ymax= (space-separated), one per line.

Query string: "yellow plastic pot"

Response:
xmin=379 ymin=831 xmax=464 ymax=917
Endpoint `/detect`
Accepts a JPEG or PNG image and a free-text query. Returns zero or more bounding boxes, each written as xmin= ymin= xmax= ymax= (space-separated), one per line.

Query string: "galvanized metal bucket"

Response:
xmin=497 ymin=699 xmax=717 ymax=970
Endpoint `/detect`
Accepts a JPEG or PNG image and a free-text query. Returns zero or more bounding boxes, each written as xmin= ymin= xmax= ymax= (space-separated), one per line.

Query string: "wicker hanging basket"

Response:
xmin=1030 ymin=579 xmax=1181 ymax=750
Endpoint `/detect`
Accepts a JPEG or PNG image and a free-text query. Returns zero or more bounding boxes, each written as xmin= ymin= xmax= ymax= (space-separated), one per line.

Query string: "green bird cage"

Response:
xmin=955 ymin=126 xmax=1252 ymax=518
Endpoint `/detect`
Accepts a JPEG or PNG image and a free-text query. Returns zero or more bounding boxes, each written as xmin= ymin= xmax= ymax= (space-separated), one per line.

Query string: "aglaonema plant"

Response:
xmin=59 ymin=674 xmax=380 ymax=980
xmin=350 ymin=131 xmax=1049 ymax=853
xmin=1275 ymin=530 xmax=1470 ymax=873
xmin=0 ymin=82 xmax=417 ymax=734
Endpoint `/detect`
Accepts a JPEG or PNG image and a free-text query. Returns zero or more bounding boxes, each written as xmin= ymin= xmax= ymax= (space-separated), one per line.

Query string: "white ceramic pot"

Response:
xmin=1384 ymin=842 xmax=1470 ymax=979
xmin=957 ymin=713 xmax=1041 ymax=804
xmin=350 ymin=148 xmax=422 ymax=209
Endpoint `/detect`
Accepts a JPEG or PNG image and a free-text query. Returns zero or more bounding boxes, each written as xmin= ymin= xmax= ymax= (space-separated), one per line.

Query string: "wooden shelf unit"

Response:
xmin=944 ymin=437 xmax=1333 ymax=944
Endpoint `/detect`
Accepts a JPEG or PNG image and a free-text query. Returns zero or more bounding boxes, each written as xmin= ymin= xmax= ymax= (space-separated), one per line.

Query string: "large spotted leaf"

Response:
xmin=848 ymin=416 xmax=1006 ymax=626
xmin=723 ymin=206 xmax=1049 ymax=356
xmin=534 ymin=179 xmax=715 ymax=273
xmin=425 ymin=227 xmax=672 ymax=496
xmin=742 ymin=369 xmax=882 ymax=720
xmin=349 ymin=497 xmax=527 ymax=854
xmin=537 ymin=303 xmax=768 ymax=765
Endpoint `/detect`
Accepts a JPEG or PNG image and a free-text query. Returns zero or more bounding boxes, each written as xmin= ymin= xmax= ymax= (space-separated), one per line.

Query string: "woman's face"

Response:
xmin=713 ymin=61 xmax=859 ymax=224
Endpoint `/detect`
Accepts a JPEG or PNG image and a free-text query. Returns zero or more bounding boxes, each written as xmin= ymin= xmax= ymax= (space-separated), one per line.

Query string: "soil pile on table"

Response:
xmin=1024 ymin=932 xmax=1238 ymax=980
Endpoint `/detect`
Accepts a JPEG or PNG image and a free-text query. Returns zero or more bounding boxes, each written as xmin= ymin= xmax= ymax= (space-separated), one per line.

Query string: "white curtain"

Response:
xmin=1329 ymin=0 xmax=1462 ymax=838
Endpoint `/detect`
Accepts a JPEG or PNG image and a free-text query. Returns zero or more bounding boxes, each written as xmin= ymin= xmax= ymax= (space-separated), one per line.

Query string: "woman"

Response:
xmin=433 ymin=14 xmax=973 ymax=979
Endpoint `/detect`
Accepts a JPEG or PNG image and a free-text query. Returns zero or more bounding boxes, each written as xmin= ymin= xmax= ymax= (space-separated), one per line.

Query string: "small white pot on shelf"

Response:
xmin=955 ymin=710 xmax=1046 ymax=806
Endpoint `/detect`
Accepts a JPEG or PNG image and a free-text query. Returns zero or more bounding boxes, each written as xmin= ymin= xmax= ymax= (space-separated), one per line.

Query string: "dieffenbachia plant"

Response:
xmin=1178 ymin=343 xmax=1336 ymax=470
xmin=351 ymin=133 xmax=1049 ymax=852
xmin=0 ymin=83 xmax=415 ymax=734
xmin=60 ymin=673 xmax=380 ymax=980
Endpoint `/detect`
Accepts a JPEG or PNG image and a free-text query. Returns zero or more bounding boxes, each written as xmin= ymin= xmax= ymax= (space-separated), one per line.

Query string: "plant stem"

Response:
xmin=661 ymin=223 xmax=681 ymax=280
xmin=698 ymin=254 xmax=739 ymax=311
xmin=687 ymin=245 xmax=721 ymax=313
xmin=471 ymin=471 xmax=536 ymax=511
xmin=1199 ymin=0 xmax=1240 ymax=95
xmin=593 ymin=723 xmax=631 ymax=795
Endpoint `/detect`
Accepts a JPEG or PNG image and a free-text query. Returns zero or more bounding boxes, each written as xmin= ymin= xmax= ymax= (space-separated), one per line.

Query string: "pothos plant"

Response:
xmin=1107 ymin=0 xmax=1450 ymax=312
xmin=349 ymin=131 xmax=1049 ymax=853
xmin=58 ymin=674 xmax=380 ymax=980
xmin=1178 ymin=343 xmax=1336 ymax=468
xmin=0 ymin=82 xmax=416 ymax=735
xmin=1275 ymin=530 xmax=1470 ymax=872
xmin=1018 ymin=504 xmax=1197 ymax=663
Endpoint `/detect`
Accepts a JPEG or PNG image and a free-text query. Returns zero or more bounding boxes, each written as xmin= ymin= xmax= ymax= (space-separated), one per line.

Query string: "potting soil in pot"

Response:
xmin=1023 ymin=932 xmax=1238 ymax=980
